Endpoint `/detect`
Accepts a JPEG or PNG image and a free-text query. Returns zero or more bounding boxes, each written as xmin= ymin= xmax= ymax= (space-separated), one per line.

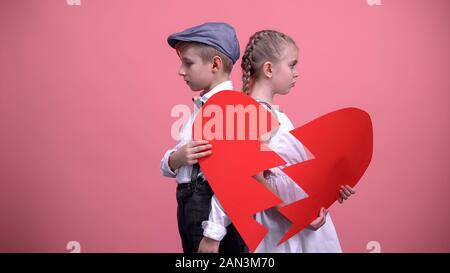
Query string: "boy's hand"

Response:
xmin=168 ymin=140 xmax=212 ymax=171
xmin=338 ymin=185 xmax=356 ymax=204
xmin=198 ymin=236 xmax=220 ymax=253
xmin=307 ymin=207 xmax=328 ymax=231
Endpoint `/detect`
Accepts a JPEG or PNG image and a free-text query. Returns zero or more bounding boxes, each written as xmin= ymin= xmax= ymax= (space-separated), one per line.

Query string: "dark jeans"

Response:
xmin=176 ymin=178 xmax=248 ymax=253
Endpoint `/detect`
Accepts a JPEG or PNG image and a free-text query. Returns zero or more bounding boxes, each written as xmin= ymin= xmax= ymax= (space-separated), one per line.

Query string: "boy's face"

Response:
xmin=177 ymin=46 xmax=214 ymax=92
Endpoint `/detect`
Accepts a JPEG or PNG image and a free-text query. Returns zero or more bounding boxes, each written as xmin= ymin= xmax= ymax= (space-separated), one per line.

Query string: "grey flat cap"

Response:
xmin=167 ymin=22 xmax=240 ymax=64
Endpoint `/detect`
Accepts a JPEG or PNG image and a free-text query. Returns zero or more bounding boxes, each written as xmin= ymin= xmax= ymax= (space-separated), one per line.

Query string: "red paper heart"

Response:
xmin=194 ymin=91 xmax=373 ymax=252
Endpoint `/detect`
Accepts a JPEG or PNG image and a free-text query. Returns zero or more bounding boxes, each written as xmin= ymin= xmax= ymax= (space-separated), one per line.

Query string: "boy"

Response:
xmin=160 ymin=22 xmax=248 ymax=253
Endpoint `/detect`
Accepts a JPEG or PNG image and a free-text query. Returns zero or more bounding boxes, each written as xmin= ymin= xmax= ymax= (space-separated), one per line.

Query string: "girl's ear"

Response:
xmin=212 ymin=56 xmax=223 ymax=73
xmin=263 ymin=61 xmax=273 ymax=78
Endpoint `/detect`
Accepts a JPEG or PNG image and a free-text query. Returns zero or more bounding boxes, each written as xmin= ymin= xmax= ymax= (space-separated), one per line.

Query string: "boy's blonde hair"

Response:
xmin=241 ymin=30 xmax=297 ymax=93
xmin=176 ymin=42 xmax=234 ymax=74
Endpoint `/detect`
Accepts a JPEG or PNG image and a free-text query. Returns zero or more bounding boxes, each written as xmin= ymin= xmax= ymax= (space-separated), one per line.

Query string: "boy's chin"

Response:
xmin=186 ymin=84 xmax=203 ymax=92
xmin=190 ymin=87 xmax=204 ymax=92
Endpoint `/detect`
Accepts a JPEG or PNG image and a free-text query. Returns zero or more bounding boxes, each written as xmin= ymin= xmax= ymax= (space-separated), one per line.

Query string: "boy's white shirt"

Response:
xmin=160 ymin=80 xmax=233 ymax=183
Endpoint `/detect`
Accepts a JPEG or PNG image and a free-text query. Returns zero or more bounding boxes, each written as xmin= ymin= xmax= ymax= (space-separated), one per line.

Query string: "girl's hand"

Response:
xmin=168 ymin=140 xmax=212 ymax=171
xmin=307 ymin=207 xmax=328 ymax=231
xmin=198 ymin=236 xmax=220 ymax=253
xmin=338 ymin=185 xmax=356 ymax=204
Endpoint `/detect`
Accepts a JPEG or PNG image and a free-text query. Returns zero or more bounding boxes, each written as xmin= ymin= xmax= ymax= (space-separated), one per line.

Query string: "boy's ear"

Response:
xmin=211 ymin=56 xmax=223 ymax=73
xmin=263 ymin=61 xmax=273 ymax=78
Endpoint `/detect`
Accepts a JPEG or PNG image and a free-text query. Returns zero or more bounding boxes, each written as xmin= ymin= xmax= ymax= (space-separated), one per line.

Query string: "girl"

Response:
xmin=199 ymin=30 xmax=355 ymax=253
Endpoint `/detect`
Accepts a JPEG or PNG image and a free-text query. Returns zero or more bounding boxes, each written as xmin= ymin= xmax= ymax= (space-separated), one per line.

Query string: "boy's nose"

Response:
xmin=178 ymin=67 xmax=186 ymax=76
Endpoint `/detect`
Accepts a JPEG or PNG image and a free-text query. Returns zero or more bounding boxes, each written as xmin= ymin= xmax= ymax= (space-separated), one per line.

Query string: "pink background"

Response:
xmin=0 ymin=0 xmax=449 ymax=252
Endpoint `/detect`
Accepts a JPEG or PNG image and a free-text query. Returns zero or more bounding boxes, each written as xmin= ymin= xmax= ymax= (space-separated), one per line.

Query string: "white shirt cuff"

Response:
xmin=160 ymin=149 xmax=178 ymax=177
xmin=202 ymin=220 xmax=227 ymax=241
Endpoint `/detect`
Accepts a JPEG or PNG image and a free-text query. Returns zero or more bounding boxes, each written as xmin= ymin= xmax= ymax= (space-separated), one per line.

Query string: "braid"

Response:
xmin=241 ymin=31 xmax=270 ymax=94
xmin=241 ymin=42 xmax=253 ymax=94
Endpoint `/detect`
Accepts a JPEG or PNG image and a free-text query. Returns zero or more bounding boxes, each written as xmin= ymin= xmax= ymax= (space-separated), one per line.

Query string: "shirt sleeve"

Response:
xmin=160 ymin=148 xmax=179 ymax=178
xmin=268 ymin=125 xmax=308 ymax=166
xmin=202 ymin=195 xmax=230 ymax=241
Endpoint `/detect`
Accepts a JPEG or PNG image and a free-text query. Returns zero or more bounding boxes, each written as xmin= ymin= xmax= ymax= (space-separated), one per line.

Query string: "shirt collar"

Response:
xmin=200 ymin=80 xmax=233 ymax=103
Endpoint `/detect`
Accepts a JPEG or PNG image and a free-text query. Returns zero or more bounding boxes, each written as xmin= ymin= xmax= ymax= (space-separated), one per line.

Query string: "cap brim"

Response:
xmin=167 ymin=36 xmax=196 ymax=49
xmin=167 ymin=37 xmax=179 ymax=48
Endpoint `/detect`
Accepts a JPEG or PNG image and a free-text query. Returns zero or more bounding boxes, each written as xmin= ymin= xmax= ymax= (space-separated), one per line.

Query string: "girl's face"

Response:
xmin=271 ymin=43 xmax=299 ymax=95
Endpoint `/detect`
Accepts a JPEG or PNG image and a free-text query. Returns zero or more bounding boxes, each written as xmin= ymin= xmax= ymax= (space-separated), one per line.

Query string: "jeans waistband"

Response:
xmin=177 ymin=176 xmax=208 ymax=189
